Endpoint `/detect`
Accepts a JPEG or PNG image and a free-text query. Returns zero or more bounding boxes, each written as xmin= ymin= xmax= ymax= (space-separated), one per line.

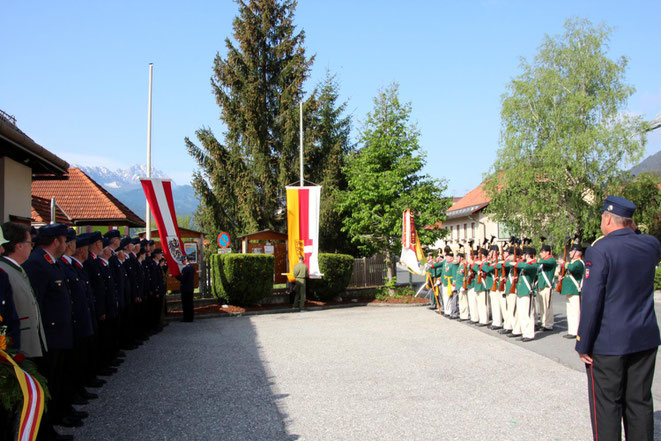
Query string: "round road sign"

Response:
xmin=217 ymin=232 xmax=231 ymax=248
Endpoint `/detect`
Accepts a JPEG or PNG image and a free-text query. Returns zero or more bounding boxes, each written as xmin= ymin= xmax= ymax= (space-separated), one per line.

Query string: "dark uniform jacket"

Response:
xmin=97 ymin=257 xmax=119 ymax=320
xmin=0 ymin=268 xmax=20 ymax=349
xmin=576 ymin=228 xmax=661 ymax=355
xmin=124 ymin=254 xmax=142 ymax=301
xmin=109 ymin=254 xmax=128 ymax=309
xmin=177 ymin=264 xmax=195 ymax=293
xmin=84 ymin=252 xmax=106 ymax=318
xmin=72 ymin=256 xmax=97 ymax=333
xmin=60 ymin=257 xmax=94 ymax=339
xmin=23 ymin=247 xmax=74 ymax=350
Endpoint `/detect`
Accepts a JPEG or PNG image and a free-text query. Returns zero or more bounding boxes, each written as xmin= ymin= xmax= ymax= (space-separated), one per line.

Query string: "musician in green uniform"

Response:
xmin=536 ymin=245 xmax=556 ymax=331
xmin=496 ymin=247 xmax=513 ymax=334
xmin=557 ymin=244 xmax=584 ymax=339
xmin=474 ymin=248 xmax=490 ymax=326
xmin=511 ymin=247 xmax=538 ymax=341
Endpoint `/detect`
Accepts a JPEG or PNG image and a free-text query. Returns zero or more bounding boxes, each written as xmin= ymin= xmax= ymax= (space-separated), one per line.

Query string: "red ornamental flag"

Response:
xmin=286 ymin=186 xmax=322 ymax=279
xmin=140 ymin=178 xmax=185 ymax=277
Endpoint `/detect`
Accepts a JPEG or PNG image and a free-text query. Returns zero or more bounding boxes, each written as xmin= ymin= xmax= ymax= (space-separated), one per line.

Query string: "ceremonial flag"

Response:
xmin=140 ymin=178 xmax=185 ymax=277
xmin=286 ymin=186 xmax=322 ymax=279
xmin=0 ymin=350 xmax=44 ymax=441
xmin=399 ymin=209 xmax=425 ymax=275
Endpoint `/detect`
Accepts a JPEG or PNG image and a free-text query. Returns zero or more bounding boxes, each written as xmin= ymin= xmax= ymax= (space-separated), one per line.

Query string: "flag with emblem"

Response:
xmin=140 ymin=178 xmax=185 ymax=277
xmin=286 ymin=186 xmax=322 ymax=279
xmin=399 ymin=209 xmax=425 ymax=275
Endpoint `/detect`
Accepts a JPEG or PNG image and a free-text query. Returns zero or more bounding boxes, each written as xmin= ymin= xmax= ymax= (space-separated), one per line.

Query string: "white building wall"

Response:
xmin=0 ymin=156 xmax=32 ymax=223
xmin=431 ymin=210 xmax=508 ymax=251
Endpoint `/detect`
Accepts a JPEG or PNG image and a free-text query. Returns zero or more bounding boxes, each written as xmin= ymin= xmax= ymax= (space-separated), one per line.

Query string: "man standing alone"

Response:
xmin=576 ymin=196 xmax=661 ymax=441
xmin=293 ymin=256 xmax=308 ymax=310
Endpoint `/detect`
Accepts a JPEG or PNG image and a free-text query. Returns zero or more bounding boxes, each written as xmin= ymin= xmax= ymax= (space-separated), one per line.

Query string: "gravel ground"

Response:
xmin=64 ymin=306 xmax=607 ymax=440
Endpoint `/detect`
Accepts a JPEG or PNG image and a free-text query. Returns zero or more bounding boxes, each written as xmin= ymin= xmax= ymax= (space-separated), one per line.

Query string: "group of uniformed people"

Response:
xmin=425 ymin=238 xmax=585 ymax=342
xmin=0 ymin=222 xmax=169 ymax=441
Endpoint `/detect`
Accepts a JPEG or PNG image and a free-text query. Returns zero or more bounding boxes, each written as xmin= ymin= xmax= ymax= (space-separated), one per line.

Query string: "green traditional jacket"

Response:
xmin=443 ymin=260 xmax=457 ymax=288
xmin=504 ymin=261 xmax=517 ymax=293
xmin=431 ymin=262 xmax=444 ymax=279
xmin=536 ymin=256 xmax=557 ymax=290
xmin=515 ymin=260 xmax=539 ymax=296
xmin=473 ymin=263 xmax=486 ymax=292
xmin=560 ymin=259 xmax=585 ymax=295
xmin=455 ymin=262 xmax=467 ymax=289
xmin=482 ymin=262 xmax=496 ymax=292
xmin=494 ymin=261 xmax=509 ymax=292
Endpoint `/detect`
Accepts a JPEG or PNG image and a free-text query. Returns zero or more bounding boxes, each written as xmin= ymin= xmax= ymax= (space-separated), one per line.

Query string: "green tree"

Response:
xmin=484 ymin=18 xmax=648 ymax=248
xmin=186 ymin=0 xmax=313 ymax=243
xmin=615 ymin=172 xmax=661 ymax=240
xmin=341 ymin=83 xmax=450 ymax=283
xmin=305 ymin=71 xmax=356 ymax=255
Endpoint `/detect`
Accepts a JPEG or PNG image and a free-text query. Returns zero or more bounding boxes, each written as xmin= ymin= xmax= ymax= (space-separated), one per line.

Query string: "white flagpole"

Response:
xmin=146 ymin=63 xmax=153 ymax=240
xmin=299 ymin=101 xmax=303 ymax=187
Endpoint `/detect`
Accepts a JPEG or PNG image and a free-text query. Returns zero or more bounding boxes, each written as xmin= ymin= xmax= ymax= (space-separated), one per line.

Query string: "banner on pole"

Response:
xmin=140 ymin=178 xmax=185 ymax=277
xmin=399 ymin=209 xmax=425 ymax=275
xmin=286 ymin=186 xmax=322 ymax=279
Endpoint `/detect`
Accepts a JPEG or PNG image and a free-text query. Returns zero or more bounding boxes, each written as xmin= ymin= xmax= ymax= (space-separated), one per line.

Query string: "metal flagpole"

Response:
xmin=146 ymin=63 xmax=153 ymax=240
xmin=299 ymin=102 xmax=303 ymax=187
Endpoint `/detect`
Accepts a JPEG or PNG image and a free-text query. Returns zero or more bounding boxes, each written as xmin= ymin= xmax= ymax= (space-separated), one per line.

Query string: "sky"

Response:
xmin=1 ymin=0 xmax=660 ymax=197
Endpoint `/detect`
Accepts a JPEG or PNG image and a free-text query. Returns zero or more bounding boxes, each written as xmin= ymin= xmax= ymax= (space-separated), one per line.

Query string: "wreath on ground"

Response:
xmin=0 ymin=316 xmax=50 ymax=412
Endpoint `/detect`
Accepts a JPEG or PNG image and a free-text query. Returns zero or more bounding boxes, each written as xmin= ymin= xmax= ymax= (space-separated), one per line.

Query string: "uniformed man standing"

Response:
xmin=176 ymin=255 xmax=195 ymax=322
xmin=536 ymin=244 xmax=556 ymax=332
xmin=511 ymin=246 xmax=537 ymax=342
xmin=293 ymin=256 xmax=308 ymax=310
xmin=576 ymin=196 xmax=661 ymax=441
xmin=558 ymin=244 xmax=585 ymax=339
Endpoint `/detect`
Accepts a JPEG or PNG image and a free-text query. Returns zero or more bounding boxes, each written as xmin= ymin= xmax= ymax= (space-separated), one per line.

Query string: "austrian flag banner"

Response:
xmin=140 ymin=178 xmax=185 ymax=277
xmin=0 ymin=350 xmax=44 ymax=441
xmin=286 ymin=186 xmax=322 ymax=279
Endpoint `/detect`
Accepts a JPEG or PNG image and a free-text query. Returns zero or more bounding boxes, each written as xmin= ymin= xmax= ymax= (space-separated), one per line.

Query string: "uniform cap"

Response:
xmin=540 ymin=244 xmax=552 ymax=252
xmin=524 ymin=246 xmax=536 ymax=256
xmin=489 ymin=244 xmax=499 ymax=251
xmin=37 ymin=223 xmax=69 ymax=238
xmin=148 ymin=240 xmax=155 ymax=246
xmin=119 ymin=237 xmax=132 ymax=250
xmin=140 ymin=239 xmax=149 ymax=246
xmin=152 ymin=248 xmax=163 ymax=255
xmin=104 ymin=229 xmax=121 ymax=239
xmin=131 ymin=237 xmax=141 ymax=245
xmin=102 ymin=237 xmax=111 ymax=248
xmin=479 ymin=248 xmax=488 ymax=256
xmin=457 ymin=252 xmax=465 ymax=258
xmin=66 ymin=228 xmax=77 ymax=242
xmin=600 ymin=196 xmax=636 ymax=218
xmin=89 ymin=231 xmax=103 ymax=243
xmin=570 ymin=244 xmax=584 ymax=253
xmin=76 ymin=233 xmax=94 ymax=247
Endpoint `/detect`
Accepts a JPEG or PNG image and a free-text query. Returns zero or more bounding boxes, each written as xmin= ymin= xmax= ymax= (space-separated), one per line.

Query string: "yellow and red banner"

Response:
xmin=399 ymin=209 xmax=425 ymax=275
xmin=286 ymin=186 xmax=322 ymax=279
xmin=0 ymin=350 xmax=44 ymax=441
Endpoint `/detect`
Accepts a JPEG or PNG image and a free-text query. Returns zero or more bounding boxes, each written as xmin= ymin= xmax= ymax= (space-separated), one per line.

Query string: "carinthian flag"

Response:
xmin=286 ymin=186 xmax=322 ymax=279
xmin=140 ymin=178 xmax=185 ymax=277
xmin=0 ymin=350 xmax=45 ymax=441
xmin=399 ymin=209 xmax=425 ymax=275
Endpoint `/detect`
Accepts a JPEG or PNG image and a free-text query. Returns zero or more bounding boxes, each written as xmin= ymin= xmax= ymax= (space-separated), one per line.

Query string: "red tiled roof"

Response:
xmin=31 ymin=196 xmax=72 ymax=225
xmin=31 ymin=168 xmax=145 ymax=227
xmin=447 ymin=183 xmax=491 ymax=213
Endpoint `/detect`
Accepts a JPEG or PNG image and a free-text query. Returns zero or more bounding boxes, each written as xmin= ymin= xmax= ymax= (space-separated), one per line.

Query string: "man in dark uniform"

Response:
xmin=0 ymin=228 xmax=20 ymax=350
xmin=150 ymin=248 xmax=166 ymax=330
xmin=576 ymin=196 xmax=661 ymax=441
xmin=23 ymin=223 xmax=85 ymax=435
xmin=176 ymin=255 xmax=195 ymax=322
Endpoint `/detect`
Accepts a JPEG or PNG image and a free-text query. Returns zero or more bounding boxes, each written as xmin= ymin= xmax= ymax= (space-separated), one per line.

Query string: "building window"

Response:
xmin=471 ymin=222 xmax=475 ymax=238
xmin=464 ymin=223 xmax=467 ymax=239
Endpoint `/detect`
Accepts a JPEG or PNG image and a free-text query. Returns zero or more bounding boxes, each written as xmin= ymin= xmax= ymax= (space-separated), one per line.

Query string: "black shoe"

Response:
xmin=542 ymin=327 xmax=553 ymax=332
xmin=55 ymin=432 xmax=75 ymax=441
xmin=116 ymin=350 xmax=127 ymax=358
xmin=109 ymin=358 xmax=124 ymax=366
xmin=499 ymin=329 xmax=512 ymax=334
xmin=98 ymin=367 xmax=117 ymax=376
xmin=80 ymin=390 xmax=99 ymax=400
xmin=563 ymin=334 xmax=576 ymax=339
xmin=521 ymin=337 xmax=534 ymax=342
xmin=491 ymin=325 xmax=503 ymax=330
xmin=507 ymin=333 xmax=522 ymax=338
xmin=450 ymin=316 xmax=459 ymax=320
xmin=86 ymin=378 xmax=106 ymax=388
xmin=67 ymin=410 xmax=88 ymax=419
xmin=57 ymin=416 xmax=84 ymax=428
xmin=470 ymin=321 xmax=479 ymax=325
xmin=476 ymin=323 xmax=488 ymax=327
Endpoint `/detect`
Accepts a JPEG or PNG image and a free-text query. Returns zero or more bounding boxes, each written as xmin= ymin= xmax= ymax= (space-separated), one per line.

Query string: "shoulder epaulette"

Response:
xmin=43 ymin=253 xmax=54 ymax=264
xmin=591 ymin=235 xmax=605 ymax=246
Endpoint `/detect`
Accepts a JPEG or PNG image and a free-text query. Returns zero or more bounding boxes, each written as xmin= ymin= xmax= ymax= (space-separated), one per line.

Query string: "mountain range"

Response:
xmin=76 ymin=164 xmax=198 ymax=218
xmin=629 ymin=150 xmax=661 ymax=176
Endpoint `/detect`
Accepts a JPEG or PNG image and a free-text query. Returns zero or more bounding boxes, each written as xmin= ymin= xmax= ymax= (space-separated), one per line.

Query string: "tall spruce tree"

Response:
xmin=186 ymin=0 xmax=313 ymax=243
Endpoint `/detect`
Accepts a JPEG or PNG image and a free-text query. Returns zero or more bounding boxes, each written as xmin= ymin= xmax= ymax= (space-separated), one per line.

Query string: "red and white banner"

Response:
xmin=0 ymin=350 xmax=44 ymax=441
xmin=399 ymin=209 xmax=425 ymax=275
xmin=286 ymin=186 xmax=322 ymax=279
xmin=140 ymin=178 xmax=185 ymax=277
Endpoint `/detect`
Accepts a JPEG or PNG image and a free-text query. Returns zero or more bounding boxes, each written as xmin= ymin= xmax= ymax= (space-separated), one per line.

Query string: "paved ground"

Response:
xmin=61 ymin=303 xmax=641 ymax=440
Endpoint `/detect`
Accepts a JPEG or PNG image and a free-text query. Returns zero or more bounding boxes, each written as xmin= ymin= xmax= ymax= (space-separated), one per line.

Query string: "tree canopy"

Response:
xmin=341 ymin=83 xmax=449 ymax=271
xmin=484 ymin=18 xmax=648 ymax=248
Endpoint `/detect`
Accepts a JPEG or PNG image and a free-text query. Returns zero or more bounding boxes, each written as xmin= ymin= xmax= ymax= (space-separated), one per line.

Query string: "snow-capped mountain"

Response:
xmin=76 ymin=164 xmax=170 ymax=191
xmin=75 ymin=164 xmax=198 ymax=216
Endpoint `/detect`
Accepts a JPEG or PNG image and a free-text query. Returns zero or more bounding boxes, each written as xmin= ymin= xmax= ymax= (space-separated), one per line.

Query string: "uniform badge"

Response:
xmin=607 ymin=204 xmax=613 ymax=211
xmin=585 ymin=261 xmax=591 ymax=279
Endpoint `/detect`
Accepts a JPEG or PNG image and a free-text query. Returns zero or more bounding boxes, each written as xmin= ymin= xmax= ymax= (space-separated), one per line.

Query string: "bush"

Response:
xmin=210 ymin=253 xmax=274 ymax=306
xmin=655 ymin=266 xmax=661 ymax=291
xmin=375 ymin=285 xmax=415 ymax=300
xmin=307 ymin=253 xmax=354 ymax=301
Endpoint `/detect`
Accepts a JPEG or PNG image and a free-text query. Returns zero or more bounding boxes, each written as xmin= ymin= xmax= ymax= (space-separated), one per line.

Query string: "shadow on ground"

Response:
xmin=68 ymin=319 xmax=298 ymax=441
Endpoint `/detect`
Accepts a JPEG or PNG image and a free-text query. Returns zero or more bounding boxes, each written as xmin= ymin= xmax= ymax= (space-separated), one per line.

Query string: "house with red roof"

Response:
xmin=32 ymin=168 xmax=145 ymax=233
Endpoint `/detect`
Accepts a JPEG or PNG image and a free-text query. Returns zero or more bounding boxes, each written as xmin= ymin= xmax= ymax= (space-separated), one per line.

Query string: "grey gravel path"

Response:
xmin=65 ymin=306 xmax=600 ymax=441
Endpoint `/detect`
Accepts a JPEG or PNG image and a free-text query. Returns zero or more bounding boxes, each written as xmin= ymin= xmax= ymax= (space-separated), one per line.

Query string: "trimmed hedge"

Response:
xmin=210 ymin=253 xmax=274 ymax=306
xmin=655 ymin=266 xmax=661 ymax=291
xmin=308 ymin=253 xmax=354 ymax=301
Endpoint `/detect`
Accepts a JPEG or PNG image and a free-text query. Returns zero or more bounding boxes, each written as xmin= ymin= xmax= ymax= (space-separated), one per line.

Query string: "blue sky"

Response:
xmin=1 ymin=0 xmax=660 ymax=197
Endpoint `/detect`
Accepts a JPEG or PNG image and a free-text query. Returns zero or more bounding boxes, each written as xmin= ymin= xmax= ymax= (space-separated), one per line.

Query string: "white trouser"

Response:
xmin=565 ymin=294 xmax=580 ymax=336
xmin=535 ymin=286 xmax=554 ymax=329
xmin=459 ymin=288 xmax=469 ymax=320
xmin=490 ymin=290 xmax=503 ymax=327
xmin=476 ymin=290 xmax=489 ymax=324
xmin=503 ymin=292 xmax=518 ymax=331
xmin=468 ymin=288 xmax=478 ymax=322
xmin=443 ymin=282 xmax=453 ymax=315
xmin=513 ymin=295 xmax=535 ymax=339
